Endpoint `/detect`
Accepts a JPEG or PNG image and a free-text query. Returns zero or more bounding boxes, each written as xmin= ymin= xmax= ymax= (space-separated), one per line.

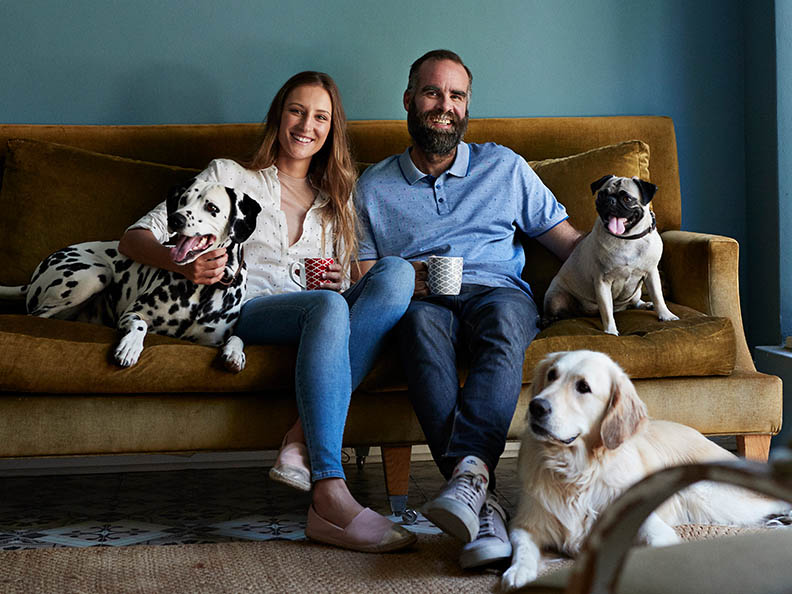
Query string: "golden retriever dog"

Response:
xmin=502 ymin=350 xmax=789 ymax=591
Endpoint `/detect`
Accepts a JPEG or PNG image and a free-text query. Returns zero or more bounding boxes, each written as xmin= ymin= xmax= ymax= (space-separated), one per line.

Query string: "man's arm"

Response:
xmin=351 ymin=259 xmax=376 ymax=283
xmin=535 ymin=219 xmax=584 ymax=261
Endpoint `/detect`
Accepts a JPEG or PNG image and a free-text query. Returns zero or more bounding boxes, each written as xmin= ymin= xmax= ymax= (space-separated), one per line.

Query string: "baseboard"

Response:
xmin=0 ymin=442 xmax=522 ymax=477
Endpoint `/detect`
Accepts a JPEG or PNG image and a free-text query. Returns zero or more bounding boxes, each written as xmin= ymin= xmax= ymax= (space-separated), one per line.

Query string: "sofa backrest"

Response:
xmin=0 ymin=117 xmax=681 ymax=298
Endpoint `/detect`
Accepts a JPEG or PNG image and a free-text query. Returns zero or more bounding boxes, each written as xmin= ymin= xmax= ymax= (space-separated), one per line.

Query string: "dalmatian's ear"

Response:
xmin=166 ymin=178 xmax=198 ymax=215
xmin=227 ymin=188 xmax=261 ymax=243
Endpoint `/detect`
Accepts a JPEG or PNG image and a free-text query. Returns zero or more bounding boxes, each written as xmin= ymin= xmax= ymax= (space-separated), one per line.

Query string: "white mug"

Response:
xmin=427 ymin=256 xmax=464 ymax=295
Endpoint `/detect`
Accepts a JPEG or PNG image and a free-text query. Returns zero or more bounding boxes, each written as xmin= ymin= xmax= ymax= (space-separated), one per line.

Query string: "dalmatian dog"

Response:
xmin=0 ymin=178 xmax=261 ymax=370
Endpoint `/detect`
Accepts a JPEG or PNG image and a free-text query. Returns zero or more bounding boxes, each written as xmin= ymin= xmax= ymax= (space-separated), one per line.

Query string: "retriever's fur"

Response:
xmin=502 ymin=350 xmax=788 ymax=590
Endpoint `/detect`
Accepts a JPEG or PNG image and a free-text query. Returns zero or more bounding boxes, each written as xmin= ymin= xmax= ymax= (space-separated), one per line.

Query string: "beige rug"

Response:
xmin=0 ymin=525 xmax=769 ymax=594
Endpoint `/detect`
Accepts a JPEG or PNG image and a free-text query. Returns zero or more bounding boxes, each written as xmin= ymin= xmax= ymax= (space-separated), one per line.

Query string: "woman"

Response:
xmin=118 ymin=72 xmax=416 ymax=553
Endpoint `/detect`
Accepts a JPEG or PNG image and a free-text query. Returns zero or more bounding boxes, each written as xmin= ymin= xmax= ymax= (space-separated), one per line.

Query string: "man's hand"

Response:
xmin=412 ymin=260 xmax=429 ymax=298
xmin=180 ymin=248 xmax=228 ymax=284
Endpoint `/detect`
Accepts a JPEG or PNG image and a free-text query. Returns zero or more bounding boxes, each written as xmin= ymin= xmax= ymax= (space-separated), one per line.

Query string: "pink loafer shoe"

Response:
xmin=305 ymin=505 xmax=417 ymax=553
xmin=269 ymin=437 xmax=311 ymax=492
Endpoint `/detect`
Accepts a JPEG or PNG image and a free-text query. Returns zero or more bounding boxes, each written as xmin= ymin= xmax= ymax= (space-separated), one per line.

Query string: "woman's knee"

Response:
xmin=369 ymin=256 xmax=415 ymax=298
xmin=306 ymin=290 xmax=350 ymax=329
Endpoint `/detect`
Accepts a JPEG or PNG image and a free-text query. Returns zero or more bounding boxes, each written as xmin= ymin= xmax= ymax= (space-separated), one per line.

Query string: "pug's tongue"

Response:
xmin=171 ymin=235 xmax=202 ymax=263
xmin=608 ymin=216 xmax=627 ymax=235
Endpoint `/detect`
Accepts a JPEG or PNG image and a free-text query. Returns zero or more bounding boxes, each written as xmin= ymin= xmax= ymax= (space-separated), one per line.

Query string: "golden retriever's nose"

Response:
xmin=529 ymin=398 xmax=551 ymax=420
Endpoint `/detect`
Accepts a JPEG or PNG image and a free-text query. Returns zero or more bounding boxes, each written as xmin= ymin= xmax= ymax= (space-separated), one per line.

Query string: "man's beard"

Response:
xmin=407 ymin=100 xmax=469 ymax=157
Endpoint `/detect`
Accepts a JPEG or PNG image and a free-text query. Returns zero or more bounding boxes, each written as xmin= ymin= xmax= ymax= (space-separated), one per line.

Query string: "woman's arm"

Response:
xmin=118 ymin=228 xmax=228 ymax=285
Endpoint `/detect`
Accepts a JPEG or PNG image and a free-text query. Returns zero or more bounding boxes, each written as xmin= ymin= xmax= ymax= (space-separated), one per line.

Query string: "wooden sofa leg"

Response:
xmin=736 ymin=434 xmax=771 ymax=462
xmin=382 ymin=445 xmax=412 ymax=517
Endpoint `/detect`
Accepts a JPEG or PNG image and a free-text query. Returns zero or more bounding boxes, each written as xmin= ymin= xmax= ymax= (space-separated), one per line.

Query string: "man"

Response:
xmin=354 ymin=50 xmax=581 ymax=568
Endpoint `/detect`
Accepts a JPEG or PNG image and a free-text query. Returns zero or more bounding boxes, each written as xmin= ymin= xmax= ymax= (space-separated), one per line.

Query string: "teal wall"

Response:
xmin=1 ymin=0 xmax=785 ymax=346
xmin=777 ymin=1 xmax=792 ymax=342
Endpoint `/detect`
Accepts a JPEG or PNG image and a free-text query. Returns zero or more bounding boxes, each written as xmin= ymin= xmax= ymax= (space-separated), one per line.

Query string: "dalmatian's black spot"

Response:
xmin=60 ymin=290 xmax=72 ymax=298
xmin=66 ymin=280 xmax=79 ymax=288
xmin=114 ymin=258 xmax=134 ymax=274
xmin=168 ymin=303 xmax=179 ymax=315
xmin=104 ymin=249 xmax=118 ymax=258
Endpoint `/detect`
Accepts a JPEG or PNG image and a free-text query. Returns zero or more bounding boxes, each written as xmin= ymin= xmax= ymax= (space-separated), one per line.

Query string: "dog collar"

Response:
xmin=604 ymin=211 xmax=656 ymax=240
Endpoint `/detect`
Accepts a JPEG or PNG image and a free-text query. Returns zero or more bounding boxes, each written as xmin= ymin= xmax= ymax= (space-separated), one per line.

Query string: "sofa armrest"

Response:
xmin=660 ymin=230 xmax=753 ymax=371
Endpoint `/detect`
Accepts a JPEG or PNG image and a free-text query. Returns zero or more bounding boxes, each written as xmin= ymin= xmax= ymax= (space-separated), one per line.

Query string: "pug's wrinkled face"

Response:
xmin=591 ymin=175 xmax=657 ymax=236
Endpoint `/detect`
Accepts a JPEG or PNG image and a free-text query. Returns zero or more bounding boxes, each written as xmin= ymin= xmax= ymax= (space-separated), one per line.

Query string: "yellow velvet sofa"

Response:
xmin=0 ymin=117 xmax=781 ymax=514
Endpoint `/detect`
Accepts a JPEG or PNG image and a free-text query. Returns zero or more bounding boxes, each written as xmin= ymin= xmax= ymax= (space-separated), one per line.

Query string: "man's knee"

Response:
xmin=399 ymin=301 xmax=453 ymax=336
xmin=474 ymin=293 xmax=539 ymax=347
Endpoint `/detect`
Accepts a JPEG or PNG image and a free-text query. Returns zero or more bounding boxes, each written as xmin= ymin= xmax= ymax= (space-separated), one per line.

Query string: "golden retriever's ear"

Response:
xmin=600 ymin=368 xmax=648 ymax=449
xmin=531 ymin=352 xmax=564 ymax=396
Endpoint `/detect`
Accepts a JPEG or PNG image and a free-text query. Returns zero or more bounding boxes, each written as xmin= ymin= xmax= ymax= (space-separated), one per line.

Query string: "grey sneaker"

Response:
xmin=422 ymin=456 xmax=489 ymax=542
xmin=459 ymin=493 xmax=512 ymax=569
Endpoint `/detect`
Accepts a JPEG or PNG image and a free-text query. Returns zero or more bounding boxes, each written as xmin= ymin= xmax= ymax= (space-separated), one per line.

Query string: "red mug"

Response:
xmin=289 ymin=257 xmax=334 ymax=290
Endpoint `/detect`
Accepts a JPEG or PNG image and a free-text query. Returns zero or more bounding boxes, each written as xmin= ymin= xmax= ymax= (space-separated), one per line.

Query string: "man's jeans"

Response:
xmin=396 ymin=284 xmax=539 ymax=489
xmin=235 ymin=257 xmax=414 ymax=481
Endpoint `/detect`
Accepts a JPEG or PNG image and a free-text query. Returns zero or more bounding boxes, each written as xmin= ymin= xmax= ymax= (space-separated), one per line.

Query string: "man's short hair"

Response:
xmin=406 ymin=49 xmax=473 ymax=97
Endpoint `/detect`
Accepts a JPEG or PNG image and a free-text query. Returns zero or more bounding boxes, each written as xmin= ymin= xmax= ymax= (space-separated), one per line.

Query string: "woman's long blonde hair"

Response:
xmin=244 ymin=71 xmax=358 ymax=275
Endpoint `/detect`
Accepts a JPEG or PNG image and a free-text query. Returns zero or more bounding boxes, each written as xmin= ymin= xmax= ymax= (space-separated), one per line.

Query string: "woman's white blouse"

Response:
xmin=128 ymin=159 xmax=334 ymax=300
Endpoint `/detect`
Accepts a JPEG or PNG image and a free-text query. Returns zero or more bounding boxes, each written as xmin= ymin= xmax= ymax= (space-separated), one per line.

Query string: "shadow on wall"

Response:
xmin=115 ymin=63 xmax=225 ymax=124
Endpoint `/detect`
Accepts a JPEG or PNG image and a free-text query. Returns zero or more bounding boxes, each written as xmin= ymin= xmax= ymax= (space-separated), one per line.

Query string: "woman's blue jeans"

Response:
xmin=234 ymin=257 xmax=414 ymax=482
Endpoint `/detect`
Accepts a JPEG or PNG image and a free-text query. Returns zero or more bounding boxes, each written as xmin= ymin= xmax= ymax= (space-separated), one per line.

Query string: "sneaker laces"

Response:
xmin=451 ymin=472 xmax=488 ymax=510
xmin=478 ymin=496 xmax=507 ymax=538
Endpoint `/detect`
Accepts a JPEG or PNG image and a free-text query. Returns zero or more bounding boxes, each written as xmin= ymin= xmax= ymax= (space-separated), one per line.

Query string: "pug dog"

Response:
xmin=542 ymin=175 xmax=678 ymax=335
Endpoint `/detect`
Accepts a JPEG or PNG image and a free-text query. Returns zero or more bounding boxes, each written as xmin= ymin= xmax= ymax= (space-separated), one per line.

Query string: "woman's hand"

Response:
xmin=180 ymin=248 xmax=228 ymax=285
xmin=319 ymin=262 xmax=345 ymax=292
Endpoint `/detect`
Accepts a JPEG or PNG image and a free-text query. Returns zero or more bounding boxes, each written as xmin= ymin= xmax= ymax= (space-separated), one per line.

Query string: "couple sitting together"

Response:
xmin=118 ymin=49 xmax=582 ymax=567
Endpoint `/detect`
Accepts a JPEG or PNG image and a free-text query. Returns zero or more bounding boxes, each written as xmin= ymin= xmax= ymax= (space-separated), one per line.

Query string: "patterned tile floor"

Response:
xmin=0 ymin=456 xmax=521 ymax=551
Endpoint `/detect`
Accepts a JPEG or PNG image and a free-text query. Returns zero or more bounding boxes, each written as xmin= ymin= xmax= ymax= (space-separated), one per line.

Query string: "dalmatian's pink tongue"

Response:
xmin=608 ymin=216 xmax=627 ymax=235
xmin=171 ymin=235 xmax=204 ymax=263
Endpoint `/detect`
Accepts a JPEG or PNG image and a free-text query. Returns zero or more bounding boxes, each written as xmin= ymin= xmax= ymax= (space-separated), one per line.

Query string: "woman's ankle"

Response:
xmin=312 ymin=478 xmax=365 ymax=527
xmin=283 ymin=419 xmax=305 ymax=444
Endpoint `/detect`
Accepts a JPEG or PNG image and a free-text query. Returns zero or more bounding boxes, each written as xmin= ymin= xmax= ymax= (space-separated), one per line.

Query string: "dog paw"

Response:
xmin=222 ymin=350 xmax=246 ymax=373
xmin=501 ymin=562 xmax=538 ymax=591
xmin=114 ymin=339 xmax=143 ymax=367
xmin=658 ymin=311 xmax=679 ymax=322
xmin=604 ymin=326 xmax=619 ymax=336
xmin=221 ymin=336 xmax=246 ymax=373
xmin=635 ymin=299 xmax=655 ymax=310
xmin=645 ymin=529 xmax=681 ymax=548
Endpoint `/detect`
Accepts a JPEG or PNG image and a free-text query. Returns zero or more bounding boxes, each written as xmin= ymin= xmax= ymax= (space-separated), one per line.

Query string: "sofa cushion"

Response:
xmin=523 ymin=140 xmax=652 ymax=303
xmin=524 ymin=303 xmax=735 ymax=378
xmin=0 ymin=304 xmax=734 ymax=396
xmin=0 ymin=315 xmax=297 ymax=394
xmin=528 ymin=139 xmax=651 ymax=231
xmin=0 ymin=139 xmax=200 ymax=286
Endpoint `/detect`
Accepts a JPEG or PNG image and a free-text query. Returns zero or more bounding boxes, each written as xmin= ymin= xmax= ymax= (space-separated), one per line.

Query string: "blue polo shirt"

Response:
xmin=355 ymin=142 xmax=567 ymax=296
